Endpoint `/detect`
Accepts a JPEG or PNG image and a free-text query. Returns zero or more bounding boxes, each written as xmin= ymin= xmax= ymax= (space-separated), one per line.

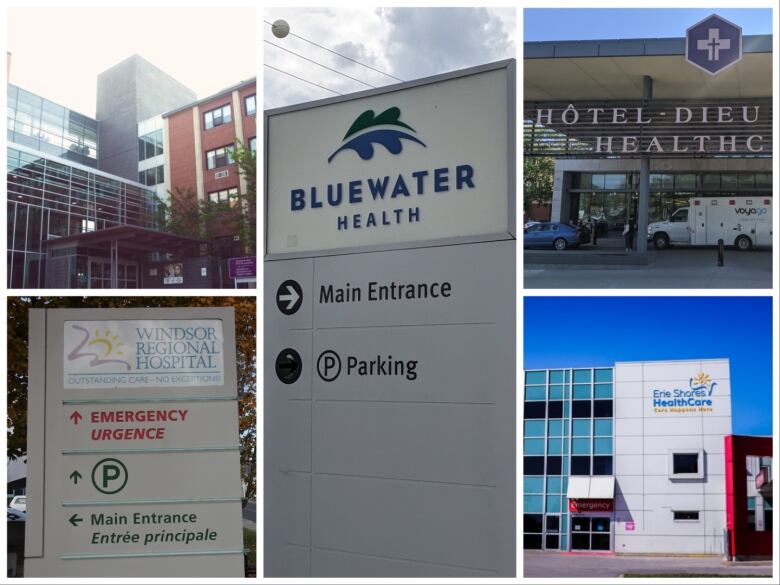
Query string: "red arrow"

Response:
xmin=69 ymin=411 xmax=83 ymax=425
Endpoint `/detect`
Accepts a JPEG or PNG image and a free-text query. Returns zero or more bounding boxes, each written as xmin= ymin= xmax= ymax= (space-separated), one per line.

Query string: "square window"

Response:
xmin=525 ymin=386 xmax=546 ymax=400
xmin=546 ymin=476 xmax=562 ymax=494
xmin=524 ymin=402 xmax=546 ymax=419
xmin=524 ymin=495 xmax=544 ymax=513
xmin=523 ymin=514 xmax=543 ymax=533
xmin=593 ymin=456 xmax=613 ymax=475
xmin=547 ymin=438 xmax=562 ymax=455
xmin=572 ymin=438 xmax=590 ymax=455
xmin=526 ymin=371 xmax=546 ymax=384
xmin=571 ymin=456 xmax=590 ymax=475
xmin=524 ymin=420 xmax=545 ymax=437
xmin=673 ymin=453 xmax=699 ymax=474
xmin=549 ymin=384 xmax=564 ymax=399
xmin=593 ymin=400 xmax=613 ymax=418
xmin=548 ymin=401 xmax=563 ymax=418
xmin=524 ymin=534 xmax=543 ymax=549
xmin=572 ymin=400 xmax=591 ymax=418
xmin=524 ymin=456 xmax=545 ymax=475
xmin=546 ymin=456 xmax=562 ymax=475
xmin=669 ymin=450 xmax=704 ymax=479
xmin=548 ymin=419 xmax=563 ymax=436
xmin=573 ymin=384 xmax=591 ymax=399
xmin=594 ymin=368 xmax=613 ymax=383
xmin=594 ymin=437 xmax=612 ymax=455
xmin=549 ymin=370 xmax=564 ymax=383
xmin=594 ymin=419 xmax=613 ymax=436
xmin=594 ymin=383 xmax=613 ymax=399
xmin=545 ymin=534 xmax=560 ymax=550
xmin=524 ymin=438 xmax=545 ymax=455
xmin=546 ymin=495 xmax=561 ymax=513
xmin=573 ymin=369 xmax=591 ymax=383
xmin=524 ymin=476 xmax=544 ymax=494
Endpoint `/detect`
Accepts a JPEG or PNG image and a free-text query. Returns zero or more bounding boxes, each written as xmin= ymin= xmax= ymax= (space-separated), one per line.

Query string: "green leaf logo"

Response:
xmin=343 ymin=106 xmax=416 ymax=140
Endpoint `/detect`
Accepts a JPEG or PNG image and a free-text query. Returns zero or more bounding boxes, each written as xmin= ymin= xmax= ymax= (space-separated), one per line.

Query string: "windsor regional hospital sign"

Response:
xmin=25 ymin=308 xmax=243 ymax=578
xmin=266 ymin=63 xmax=513 ymax=255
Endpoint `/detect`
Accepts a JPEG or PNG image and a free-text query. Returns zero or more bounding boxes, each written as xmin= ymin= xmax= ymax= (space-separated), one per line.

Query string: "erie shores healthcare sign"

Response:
xmin=63 ymin=320 xmax=225 ymax=388
xmin=266 ymin=64 xmax=513 ymax=255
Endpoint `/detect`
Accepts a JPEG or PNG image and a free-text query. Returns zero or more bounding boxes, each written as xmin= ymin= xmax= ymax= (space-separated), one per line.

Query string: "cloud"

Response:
xmin=263 ymin=7 xmax=515 ymax=109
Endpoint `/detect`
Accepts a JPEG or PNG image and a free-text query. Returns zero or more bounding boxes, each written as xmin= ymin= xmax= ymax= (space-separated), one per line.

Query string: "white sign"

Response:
xmin=266 ymin=64 xmax=513 ymax=255
xmin=63 ymin=320 xmax=224 ymax=389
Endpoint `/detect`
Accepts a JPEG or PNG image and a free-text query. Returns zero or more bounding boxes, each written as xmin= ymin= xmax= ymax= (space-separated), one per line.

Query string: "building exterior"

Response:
xmin=7 ymin=56 xmax=256 ymax=288
xmin=96 ymin=54 xmax=196 ymax=181
xmin=524 ymin=358 xmax=731 ymax=554
xmin=725 ymin=435 xmax=773 ymax=559
xmin=523 ymin=24 xmax=772 ymax=246
xmin=163 ymin=78 xmax=257 ymax=279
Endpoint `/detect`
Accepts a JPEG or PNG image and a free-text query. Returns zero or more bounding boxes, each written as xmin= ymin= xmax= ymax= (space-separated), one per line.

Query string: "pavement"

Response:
xmin=243 ymin=498 xmax=256 ymax=531
xmin=523 ymin=550 xmax=774 ymax=578
xmin=524 ymin=239 xmax=772 ymax=288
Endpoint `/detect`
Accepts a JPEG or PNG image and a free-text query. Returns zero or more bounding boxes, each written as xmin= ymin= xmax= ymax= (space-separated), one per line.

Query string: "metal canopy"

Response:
xmin=525 ymin=35 xmax=772 ymax=101
xmin=43 ymin=225 xmax=204 ymax=254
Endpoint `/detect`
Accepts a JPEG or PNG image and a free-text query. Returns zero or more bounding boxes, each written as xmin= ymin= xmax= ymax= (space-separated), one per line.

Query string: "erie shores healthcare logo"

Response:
xmin=63 ymin=320 xmax=225 ymax=389
xmin=289 ymin=105 xmax=477 ymax=234
xmin=651 ymin=372 xmax=717 ymax=414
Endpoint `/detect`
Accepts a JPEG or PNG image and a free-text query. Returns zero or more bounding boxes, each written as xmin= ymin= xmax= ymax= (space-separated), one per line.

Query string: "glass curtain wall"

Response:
xmin=523 ymin=367 xmax=615 ymax=552
xmin=7 ymin=147 xmax=161 ymax=288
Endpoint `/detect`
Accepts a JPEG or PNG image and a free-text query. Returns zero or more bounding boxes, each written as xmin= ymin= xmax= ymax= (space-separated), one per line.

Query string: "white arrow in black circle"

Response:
xmin=276 ymin=280 xmax=303 ymax=315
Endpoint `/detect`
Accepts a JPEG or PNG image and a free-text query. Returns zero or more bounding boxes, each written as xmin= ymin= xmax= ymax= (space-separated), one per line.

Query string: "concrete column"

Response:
xmin=636 ymin=76 xmax=652 ymax=253
xmin=192 ymin=107 xmax=205 ymax=202
xmin=231 ymin=90 xmax=248 ymax=195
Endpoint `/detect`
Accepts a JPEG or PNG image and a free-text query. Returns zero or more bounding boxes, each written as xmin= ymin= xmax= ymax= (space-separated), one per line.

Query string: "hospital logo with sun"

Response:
xmin=66 ymin=324 xmax=132 ymax=371
xmin=689 ymin=372 xmax=717 ymax=395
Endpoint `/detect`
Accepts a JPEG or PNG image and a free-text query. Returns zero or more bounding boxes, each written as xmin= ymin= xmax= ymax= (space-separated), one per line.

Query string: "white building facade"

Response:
xmin=523 ymin=358 xmax=731 ymax=554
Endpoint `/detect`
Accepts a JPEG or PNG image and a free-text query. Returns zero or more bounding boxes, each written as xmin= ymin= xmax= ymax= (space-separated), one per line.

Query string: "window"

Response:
xmin=673 ymin=511 xmax=700 ymax=521
xmin=572 ymin=400 xmax=591 ymax=418
xmin=208 ymin=187 xmax=239 ymax=207
xmin=524 ymin=402 xmax=546 ymax=419
xmin=571 ymin=456 xmax=590 ymax=475
xmin=673 ymin=453 xmax=699 ymax=474
xmin=248 ymin=136 xmax=257 ymax=152
xmin=524 ymin=514 xmax=543 ymax=533
xmin=245 ymin=94 xmax=256 ymax=116
xmin=592 ymin=456 xmax=613 ymax=475
xmin=138 ymin=165 xmax=164 ymax=187
xmin=206 ymin=145 xmax=235 ymax=170
xmin=138 ymin=129 xmax=163 ymax=161
xmin=524 ymin=456 xmax=545 ymax=475
xmin=669 ymin=450 xmax=704 ymax=479
xmin=548 ymin=401 xmax=563 ymax=418
xmin=204 ymin=104 xmax=232 ymax=130
xmin=593 ymin=400 xmax=613 ymax=418
xmin=546 ymin=456 xmax=562 ymax=475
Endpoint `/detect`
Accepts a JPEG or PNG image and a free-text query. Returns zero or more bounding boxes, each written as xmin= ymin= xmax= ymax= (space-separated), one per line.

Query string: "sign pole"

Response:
xmin=636 ymin=75 xmax=653 ymax=254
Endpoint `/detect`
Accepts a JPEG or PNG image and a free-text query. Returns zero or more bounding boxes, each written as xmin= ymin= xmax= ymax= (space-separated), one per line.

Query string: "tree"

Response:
xmin=523 ymin=155 xmax=555 ymax=216
xmin=6 ymin=296 xmax=257 ymax=500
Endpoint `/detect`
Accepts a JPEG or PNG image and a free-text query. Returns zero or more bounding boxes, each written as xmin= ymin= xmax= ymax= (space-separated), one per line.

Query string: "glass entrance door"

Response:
xmin=571 ymin=516 xmax=611 ymax=551
xmin=88 ymin=258 xmax=138 ymax=288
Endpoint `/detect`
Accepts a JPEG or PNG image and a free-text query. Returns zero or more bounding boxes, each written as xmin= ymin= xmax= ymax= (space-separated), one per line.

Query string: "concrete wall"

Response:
xmin=614 ymin=359 xmax=731 ymax=554
xmin=96 ymin=55 xmax=195 ymax=181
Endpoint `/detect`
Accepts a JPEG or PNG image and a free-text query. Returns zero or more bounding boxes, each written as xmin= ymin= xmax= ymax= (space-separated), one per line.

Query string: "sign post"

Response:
xmin=265 ymin=60 xmax=516 ymax=577
xmin=25 ymin=307 xmax=244 ymax=577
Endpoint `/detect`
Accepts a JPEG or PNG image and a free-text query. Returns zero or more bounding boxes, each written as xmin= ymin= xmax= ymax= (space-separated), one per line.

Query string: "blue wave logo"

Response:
xmin=328 ymin=106 xmax=426 ymax=163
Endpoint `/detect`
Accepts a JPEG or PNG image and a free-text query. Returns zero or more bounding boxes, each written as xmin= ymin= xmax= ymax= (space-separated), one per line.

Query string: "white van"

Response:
xmin=647 ymin=197 xmax=773 ymax=250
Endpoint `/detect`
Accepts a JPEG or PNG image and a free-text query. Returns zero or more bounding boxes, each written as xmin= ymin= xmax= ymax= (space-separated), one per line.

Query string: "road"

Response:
xmin=524 ymin=551 xmax=774 ymax=578
xmin=525 ymin=248 xmax=772 ymax=289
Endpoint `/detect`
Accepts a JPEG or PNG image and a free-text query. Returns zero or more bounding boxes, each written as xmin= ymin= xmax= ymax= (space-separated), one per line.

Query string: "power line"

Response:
xmin=265 ymin=40 xmax=376 ymax=89
xmin=263 ymin=19 xmax=404 ymax=83
xmin=264 ymin=63 xmax=343 ymax=96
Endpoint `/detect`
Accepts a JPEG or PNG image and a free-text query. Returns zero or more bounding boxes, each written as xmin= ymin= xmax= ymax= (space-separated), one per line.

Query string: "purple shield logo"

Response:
xmin=686 ymin=14 xmax=742 ymax=75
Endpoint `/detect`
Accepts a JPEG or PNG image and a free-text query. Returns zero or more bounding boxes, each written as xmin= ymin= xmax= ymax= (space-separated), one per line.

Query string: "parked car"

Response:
xmin=7 ymin=508 xmax=26 ymax=521
xmin=524 ymin=222 xmax=583 ymax=250
xmin=8 ymin=496 xmax=25 ymax=513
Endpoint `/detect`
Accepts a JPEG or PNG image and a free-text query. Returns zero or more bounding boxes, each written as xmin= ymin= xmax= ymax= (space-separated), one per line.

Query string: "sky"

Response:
xmin=524 ymin=8 xmax=773 ymax=42
xmin=524 ymin=297 xmax=773 ymax=436
xmin=7 ymin=7 xmax=256 ymax=117
xmin=263 ymin=7 xmax=516 ymax=109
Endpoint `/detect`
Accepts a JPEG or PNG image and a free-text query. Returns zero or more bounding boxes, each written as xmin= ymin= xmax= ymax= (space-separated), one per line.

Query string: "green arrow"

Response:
xmin=68 ymin=513 xmax=82 ymax=527
xmin=69 ymin=470 xmax=82 ymax=485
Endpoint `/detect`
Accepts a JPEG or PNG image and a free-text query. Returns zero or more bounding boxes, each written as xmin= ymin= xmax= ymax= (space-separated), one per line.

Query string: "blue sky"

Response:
xmin=524 ymin=297 xmax=773 ymax=435
xmin=524 ymin=8 xmax=772 ymax=42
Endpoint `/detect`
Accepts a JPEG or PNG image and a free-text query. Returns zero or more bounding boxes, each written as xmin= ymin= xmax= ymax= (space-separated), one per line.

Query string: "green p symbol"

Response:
xmin=91 ymin=458 xmax=128 ymax=494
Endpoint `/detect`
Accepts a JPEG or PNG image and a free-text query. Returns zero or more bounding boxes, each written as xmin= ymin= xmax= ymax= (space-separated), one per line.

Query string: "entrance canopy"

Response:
xmin=525 ymin=35 xmax=771 ymax=100
xmin=567 ymin=476 xmax=615 ymax=499
xmin=43 ymin=225 xmax=204 ymax=255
